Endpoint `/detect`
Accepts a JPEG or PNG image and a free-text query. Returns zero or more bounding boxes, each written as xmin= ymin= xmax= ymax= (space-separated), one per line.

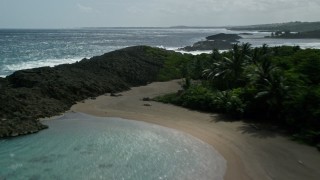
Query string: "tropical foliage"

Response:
xmin=155 ymin=44 xmax=320 ymax=149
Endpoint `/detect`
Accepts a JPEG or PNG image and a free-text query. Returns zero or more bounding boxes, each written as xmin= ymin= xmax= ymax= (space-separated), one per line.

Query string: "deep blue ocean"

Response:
xmin=1 ymin=27 xmax=320 ymax=77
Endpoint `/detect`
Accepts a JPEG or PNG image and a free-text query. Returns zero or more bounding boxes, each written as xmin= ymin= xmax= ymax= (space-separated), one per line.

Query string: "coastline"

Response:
xmin=0 ymin=46 xmax=170 ymax=138
xmin=71 ymin=79 xmax=320 ymax=180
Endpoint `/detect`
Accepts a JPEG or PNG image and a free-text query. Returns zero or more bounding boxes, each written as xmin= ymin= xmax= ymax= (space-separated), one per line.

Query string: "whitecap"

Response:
xmin=9 ymin=163 xmax=23 ymax=170
xmin=160 ymin=46 xmax=214 ymax=55
xmin=174 ymin=49 xmax=213 ymax=55
xmin=3 ymin=57 xmax=85 ymax=72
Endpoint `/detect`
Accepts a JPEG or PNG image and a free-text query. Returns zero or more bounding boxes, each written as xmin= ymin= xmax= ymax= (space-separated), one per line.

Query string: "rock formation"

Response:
xmin=0 ymin=46 xmax=176 ymax=137
xmin=180 ymin=33 xmax=242 ymax=51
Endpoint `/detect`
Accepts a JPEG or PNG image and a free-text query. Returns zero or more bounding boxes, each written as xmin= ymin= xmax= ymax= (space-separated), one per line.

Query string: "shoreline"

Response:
xmin=71 ymin=79 xmax=320 ymax=180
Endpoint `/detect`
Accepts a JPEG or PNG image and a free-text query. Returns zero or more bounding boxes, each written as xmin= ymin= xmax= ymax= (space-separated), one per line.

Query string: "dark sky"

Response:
xmin=1 ymin=0 xmax=319 ymax=28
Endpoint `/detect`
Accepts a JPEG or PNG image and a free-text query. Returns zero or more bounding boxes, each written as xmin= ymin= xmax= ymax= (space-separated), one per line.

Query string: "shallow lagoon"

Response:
xmin=0 ymin=113 xmax=226 ymax=180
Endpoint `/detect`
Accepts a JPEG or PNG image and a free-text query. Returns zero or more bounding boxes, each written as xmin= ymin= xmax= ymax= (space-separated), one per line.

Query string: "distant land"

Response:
xmin=266 ymin=30 xmax=320 ymax=39
xmin=166 ymin=21 xmax=320 ymax=32
xmin=228 ymin=21 xmax=320 ymax=32
xmin=168 ymin=21 xmax=320 ymax=32
xmin=228 ymin=21 xmax=320 ymax=39
xmin=169 ymin=26 xmax=224 ymax=29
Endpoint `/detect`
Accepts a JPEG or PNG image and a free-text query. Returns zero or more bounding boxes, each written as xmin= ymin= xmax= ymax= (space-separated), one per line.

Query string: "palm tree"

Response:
xmin=251 ymin=44 xmax=270 ymax=65
xmin=203 ymin=43 xmax=252 ymax=89
xmin=241 ymin=43 xmax=252 ymax=60
xmin=254 ymin=70 xmax=289 ymax=120
xmin=250 ymin=58 xmax=278 ymax=86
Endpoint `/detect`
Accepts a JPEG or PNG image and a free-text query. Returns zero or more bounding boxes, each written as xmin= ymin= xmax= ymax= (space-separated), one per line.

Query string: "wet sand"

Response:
xmin=71 ymin=80 xmax=320 ymax=180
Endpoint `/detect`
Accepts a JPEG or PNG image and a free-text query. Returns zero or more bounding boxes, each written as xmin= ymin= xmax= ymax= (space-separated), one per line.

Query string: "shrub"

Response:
xmin=213 ymin=89 xmax=246 ymax=118
xmin=179 ymin=85 xmax=215 ymax=111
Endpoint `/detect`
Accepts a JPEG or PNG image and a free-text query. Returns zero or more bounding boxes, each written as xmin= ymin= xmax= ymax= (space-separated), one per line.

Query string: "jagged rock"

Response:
xmin=110 ymin=93 xmax=122 ymax=97
xmin=180 ymin=40 xmax=235 ymax=51
xmin=11 ymin=133 xmax=19 ymax=137
xmin=0 ymin=46 xmax=176 ymax=138
xmin=142 ymin=97 xmax=151 ymax=101
xmin=180 ymin=33 xmax=242 ymax=51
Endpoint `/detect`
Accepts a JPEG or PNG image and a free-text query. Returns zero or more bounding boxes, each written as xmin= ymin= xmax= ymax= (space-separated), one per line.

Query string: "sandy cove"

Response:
xmin=71 ymin=80 xmax=320 ymax=180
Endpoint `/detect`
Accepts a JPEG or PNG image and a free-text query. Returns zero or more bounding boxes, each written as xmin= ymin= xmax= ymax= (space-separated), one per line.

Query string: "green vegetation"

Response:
xmin=157 ymin=53 xmax=193 ymax=81
xmin=155 ymin=44 xmax=320 ymax=148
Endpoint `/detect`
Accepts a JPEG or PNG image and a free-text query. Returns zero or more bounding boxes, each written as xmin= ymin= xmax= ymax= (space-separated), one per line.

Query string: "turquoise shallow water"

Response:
xmin=0 ymin=113 xmax=226 ymax=180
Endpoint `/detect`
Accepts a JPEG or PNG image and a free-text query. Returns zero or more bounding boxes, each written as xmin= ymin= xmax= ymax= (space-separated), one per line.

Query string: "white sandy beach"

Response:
xmin=71 ymin=79 xmax=320 ymax=180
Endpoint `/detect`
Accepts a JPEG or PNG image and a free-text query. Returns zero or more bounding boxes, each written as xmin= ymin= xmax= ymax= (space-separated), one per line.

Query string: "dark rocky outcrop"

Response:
xmin=0 ymin=46 xmax=177 ymax=138
xmin=180 ymin=33 xmax=241 ymax=51
xmin=205 ymin=33 xmax=241 ymax=41
xmin=239 ymin=33 xmax=253 ymax=35
xmin=181 ymin=40 xmax=235 ymax=51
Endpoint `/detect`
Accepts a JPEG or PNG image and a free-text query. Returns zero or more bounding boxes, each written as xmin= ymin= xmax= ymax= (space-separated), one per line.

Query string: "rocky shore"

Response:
xmin=0 ymin=46 xmax=178 ymax=138
xmin=180 ymin=33 xmax=241 ymax=51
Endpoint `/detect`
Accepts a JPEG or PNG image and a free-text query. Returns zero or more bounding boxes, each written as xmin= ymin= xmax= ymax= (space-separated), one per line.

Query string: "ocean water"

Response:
xmin=0 ymin=28 xmax=222 ymax=77
xmin=1 ymin=27 xmax=320 ymax=77
xmin=0 ymin=113 xmax=226 ymax=180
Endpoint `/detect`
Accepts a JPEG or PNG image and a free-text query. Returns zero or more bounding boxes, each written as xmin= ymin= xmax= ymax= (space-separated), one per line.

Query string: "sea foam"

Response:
xmin=1 ymin=58 xmax=85 ymax=76
xmin=4 ymin=58 xmax=84 ymax=71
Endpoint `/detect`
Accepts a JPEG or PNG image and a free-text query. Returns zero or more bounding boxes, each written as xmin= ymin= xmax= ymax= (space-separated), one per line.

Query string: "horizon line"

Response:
xmin=1 ymin=21 xmax=319 ymax=30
